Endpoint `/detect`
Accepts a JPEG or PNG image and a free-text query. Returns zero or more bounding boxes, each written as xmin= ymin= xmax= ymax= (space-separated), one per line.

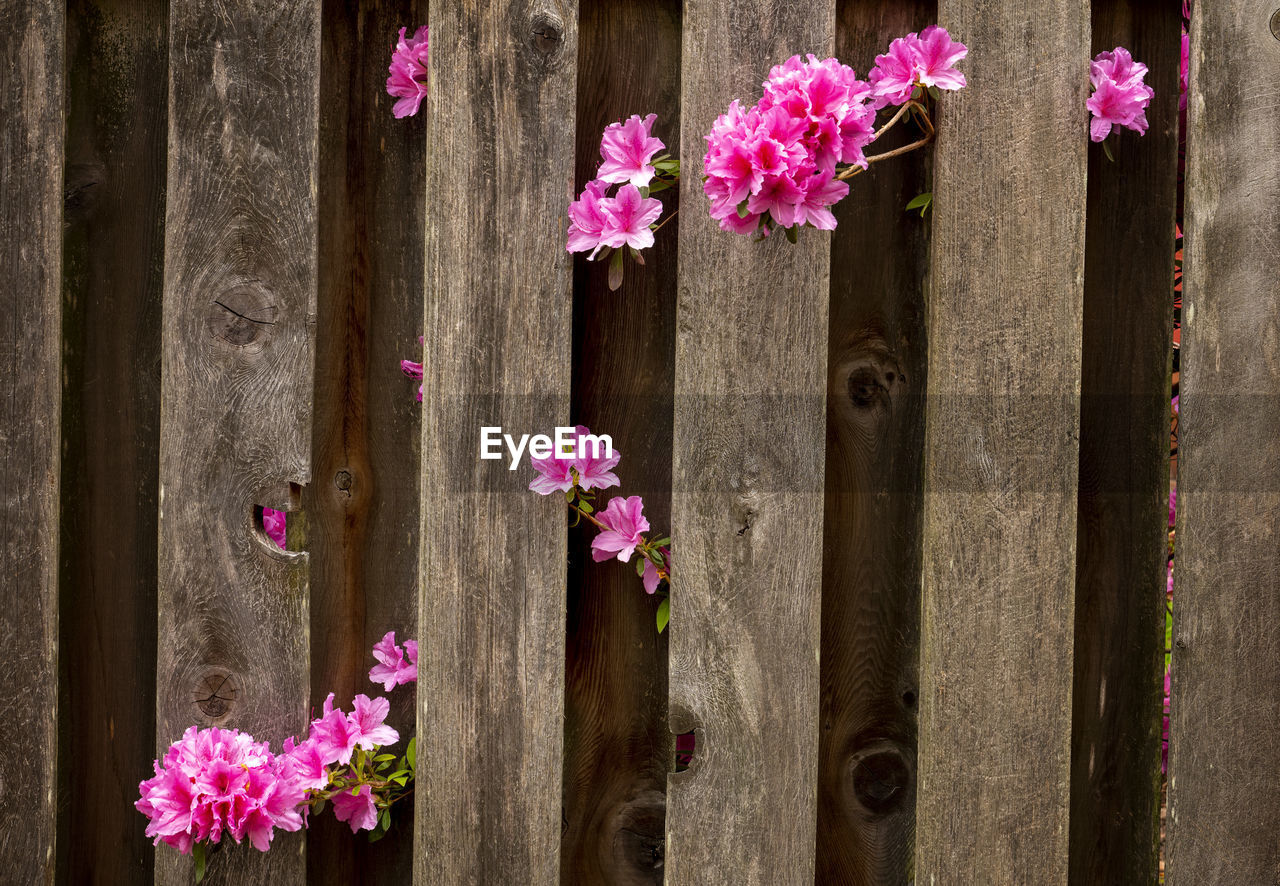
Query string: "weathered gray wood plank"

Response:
xmin=560 ymin=1 xmax=679 ymax=883
xmin=303 ymin=1 xmax=426 ymax=880
xmin=666 ymin=2 xmax=833 ymax=882
xmin=915 ymin=0 xmax=1089 ymax=881
xmin=1068 ymin=2 xmax=1179 ymax=882
xmin=415 ymin=1 xmax=577 ymax=882
xmin=59 ymin=0 xmax=166 ymax=880
xmin=818 ymin=4 xmax=933 ymax=883
xmin=0 ymin=0 xmax=63 ymax=881
xmin=1165 ymin=0 xmax=1280 ymax=881
xmin=156 ymin=1 xmax=320 ymax=882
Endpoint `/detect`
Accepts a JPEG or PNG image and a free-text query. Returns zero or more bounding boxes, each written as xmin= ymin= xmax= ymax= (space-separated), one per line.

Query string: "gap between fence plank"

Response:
xmin=304 ymin=1 xmax=427 ymax=881
xmin=155 ymin=1 xmax=320 ymax=882
xmin=665 ymin=2 xmax=834 ymax=882
xmin=817 ymin=4 xmax=935 ymax=884
xmin=58 ymin=0 xmax=166 ymax=880
xmin=0 ymin=1 xmax=63 ymax=881
xmin=1165 ymin=0 xmax=1280 ymax=879
xmin=414 ymin=1 xmax=578 ymax=882
xmin=1068 ymin=2 xmax=1179 ymax=882
xmin=559 ymin=1 xmax=680 ymax=883
xmin=915 ymin=0 xmax=1089 ymax=881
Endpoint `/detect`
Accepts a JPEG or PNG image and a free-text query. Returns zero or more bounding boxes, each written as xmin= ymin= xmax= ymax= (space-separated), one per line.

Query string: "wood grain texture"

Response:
xmin=156 ymin=1 xmax=319 ymax=882
xmin=304 ymin=1 xmax=426 ymax=880
xmin=818 ymin=4 xmax=933 ymax=883
xmin=666 ymin=2 xmax=833 ymax=882
xmin=1166 ymin=1 xmax=1280 ymax=881
xmin=59 ymin=0 xmax=166 ymax=880
xmin=915 ymin=0 xmax=1088 ymax=881
xmin=0 ymin=0 xmax=63 ymax=881
xmin=1068 ymin=2 xmax=1178 ymax=882
xmin=415 ymin=0 xmax=577 ymax=882
xmin=561 ymin=1 xmax=679 ymax=884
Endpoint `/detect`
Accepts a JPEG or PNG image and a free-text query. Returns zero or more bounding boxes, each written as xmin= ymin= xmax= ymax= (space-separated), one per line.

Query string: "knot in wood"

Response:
xmin=206 ymin=285 xmax=278 ymax=348
xmin=334 ymin=469 xmax=353 ymax=491
xmin=847 ymin=741 xmax=912 ymax=816
xmin=530 ymin=12 xmax=564 ymax=56
xmin=193 ymin=669 xmax=238 ymax=721
xmin=1271 ymin=8 xmax=1280 ymax=40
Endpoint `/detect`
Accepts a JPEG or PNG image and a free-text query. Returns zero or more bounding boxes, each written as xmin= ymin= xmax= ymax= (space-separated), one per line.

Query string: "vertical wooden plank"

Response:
xmin=59 ymin=0 xmax=166 ymax=880
xmin=666 ymin=2 xmax=833 ymax=882
xmin=0 ymin=0 xmax=62 ymax=880
xmin=415 ymin=0 xmax=577 ymax=882
xmin=305 ymin=1 xmax=426 ymax=881
xmin=1068 ymin=1 xmax=1179 ymax=882
xmin=915 ymin=0 xmax=1088 ymax=881
xmin=818 ymin=4 xmax=934 ymax=883
xmin=1166 ymin=0 xmax=1280 ymax=880
xmin=560 ymin=1 xmax=679 ymax=883
xmin=156 ymin=1 xmax=319 ymax=882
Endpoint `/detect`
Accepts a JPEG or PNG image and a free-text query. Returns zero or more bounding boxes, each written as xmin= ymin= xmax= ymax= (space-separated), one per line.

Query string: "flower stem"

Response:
xmin=835 ymin=100 xmax=936 ymax=182
xmin=650 ymin=207 xmax=680 ymax=236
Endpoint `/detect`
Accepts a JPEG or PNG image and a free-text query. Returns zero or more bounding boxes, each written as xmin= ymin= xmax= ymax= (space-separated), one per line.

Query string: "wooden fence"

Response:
xmin=1 ymin=0 xmax=1277 ymax=883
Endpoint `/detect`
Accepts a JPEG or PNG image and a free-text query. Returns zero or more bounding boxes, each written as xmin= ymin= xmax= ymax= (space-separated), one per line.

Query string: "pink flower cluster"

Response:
xmin=867 ymin=26 xmax=968 ymax=108
xmin=369 ymin=630 xmax=418 ymax=691
xmin=1087 ymin=47 xmax=1154 ymax=142
xmin=135 ymin=726 xmax=307 ymax=855
xmin=527 ymin=424 xmax=620 ymax=495
xmin=299 ymin=693 xmax=400 ymax=832
xmin=387 ymin=26 xmax=429 ymax=118
xmin=566 ymin=115 xmax=667 ymax=259
xmin=703 ymin=56 xmax=869 ymax=234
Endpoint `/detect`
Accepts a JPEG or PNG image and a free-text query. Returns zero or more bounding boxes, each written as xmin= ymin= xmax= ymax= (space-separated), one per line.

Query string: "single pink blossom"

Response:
xmin=387 ymin=26 xmax=429 ymax=118
xmin=405 ymin=639 xmax=418 ymax=668
xmin=1087 ymin=47 xmax=1154 ymax=142
xmin=529 ymin=448 xmax=576 ymax=495
xmin=311 ymin=693 xmax=360 ymax=766
xmin=599 ymin=185 xmax=663 ymax=251
xmin=262 ymin=508 xmax=287 ymax=549
xmin=1180 ymin=29 xmax=1189 ymax=111
xmin=350 ymin=694 xmax=400 ymax=749
xmin=791 ymin=170 xmax=849 ymax=231
xmin=332 ymin=787 xmax=379 ymax=833
xmin=566 ymin=179 xmax=613 ymax=258
xmin=401 ymin=335 xmax=424 ymax=401
xmin=868 ymin=27 xmax=967 ymax=108
xmin=572 ymin=427 xmax=620 ymax=492
xmin=912 ymin=26 xmax=968 ymax=91
xmin=591 ymin=495 xmax=650 ymax=563
xmin=282 ymin=736 xmax=329 ymax=792
xmin=369 ymin=630 xmax=418 ymax=690
xmin=597 ymin=114 xmax=666 ymax=188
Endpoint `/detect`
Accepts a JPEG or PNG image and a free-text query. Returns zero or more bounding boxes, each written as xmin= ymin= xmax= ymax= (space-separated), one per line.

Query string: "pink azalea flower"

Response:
xmin=572 ymin=427 xmax=620 ymax=491
xmin=792 ymin=170 xmax=849 ymax=231
xmin=1180 ymin=29 xmax=1189 ymax=111
xmin=1087 ymin=47 xmax=1154 ymax=142
xmin=642 ymin=558 xmax=661 ymax=594
xmin=136 ymin=726 xmax=305 ymax=855
xmin=529 ymin=446 xmax=576 ymax=495
xmin=311 ymin=693 xmax=360 ymax=766
xmin=566 ymin=179 xmax=613 ymax=258
xmin=386 ymin=26 xmax=429 ymax=118
xmin=590 ymin=495 xmax=649 ymax=563
xmin=597 ymin=114 xmax=665 ymax=188
xmin=912 ymin=26 xmax=968 ymax=91
xmin=350 ymin=694 xmax=400 ymax=749
xmin=405 ymin=639 xmax=418 ymax=669
xmin=599 ymin=185 xmax=663 ymax=251
xmin=262 ymin=508 xmax=287 ymax=549
xmin=332 ymin=787 xmax=379 ymax=833
xmin=747 ymin=172 xmax=806 ymax=228
xmin=282 ymin=736 xmax=329 ymax=792
xmin=369 ymin=630 xmax=418 ymax=690
xmin=868 ymin=27 xmax=967 ymax=108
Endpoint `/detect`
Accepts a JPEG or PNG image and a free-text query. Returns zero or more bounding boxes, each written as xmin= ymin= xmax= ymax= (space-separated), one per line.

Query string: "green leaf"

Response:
xmin=911 ymin=85 xmax=922 ymax=100
xmin=194 ymin=843 xmax=207 ymax=884
xmin=577 ymin=500 xmax=593 ymax=514
xmin=651 ymin=537 xmax=671 ymax=548
xmin=636 ymin=558 xmax=646 ymax=577
xmin=629 ymin=246 xmax=645 ymax=266
xmin=639 ymin=186 xmax=649 ymax=198
xmin=904 ymin=191 xmax=932 ymax=217
xmin=381 ymin=808 xmax=392 ymax=831
xmin=352 ymin=784 xmax=362 ymax=796
xmin=387 ymin=769 xmax=410 ymax=780
xmin=374 ymin=753 xmax=396 ymax=762
xmin=646 ymin=180 xmax=671 ymax=194
xmin=608 ymin=247 xmax=624 ymax=291
xmin=928 ymin=85 xmax=941 ymax=100
xmin=736 ymin=199 xmax=750 ymax=218
xmin=1102 ymin=138 xmax=1116 ymax=162
xmin=784 ymin=225 xmax=798 ymax=244
xmin=393 ymin=775 xmax=409 ymax=786
xmin=407 ymin=737 xmax=416 ymax=770
xmin=656 ymin=598 xmax=670 ymax=633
